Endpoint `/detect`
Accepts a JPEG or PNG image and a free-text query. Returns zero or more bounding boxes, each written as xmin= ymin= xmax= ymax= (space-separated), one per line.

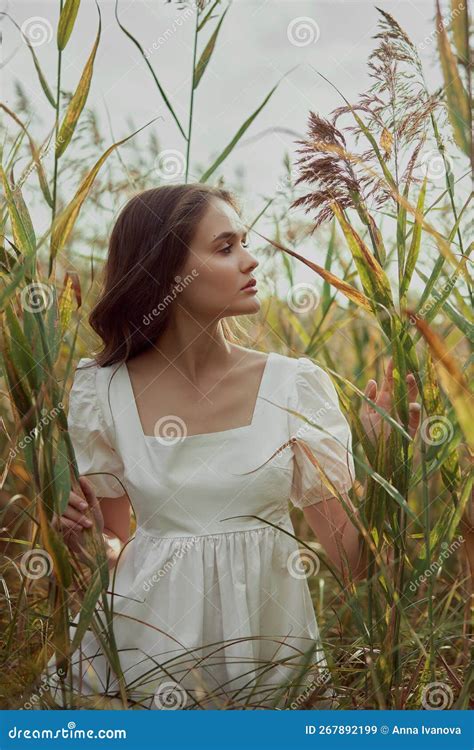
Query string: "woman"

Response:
xmin=47 ymin=183 xmax=420 ymax=710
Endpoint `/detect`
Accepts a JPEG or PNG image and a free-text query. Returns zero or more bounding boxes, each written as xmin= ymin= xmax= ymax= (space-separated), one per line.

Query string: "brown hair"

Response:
xmin=88 ymin=183 xmax=246 ymax=368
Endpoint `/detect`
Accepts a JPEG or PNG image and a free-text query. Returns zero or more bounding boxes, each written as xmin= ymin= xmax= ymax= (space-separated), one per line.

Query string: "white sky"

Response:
xmin=1 ymin=0 xmax=467 ymax=299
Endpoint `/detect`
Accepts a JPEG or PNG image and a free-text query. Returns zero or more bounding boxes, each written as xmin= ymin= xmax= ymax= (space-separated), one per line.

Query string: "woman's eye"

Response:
xmin=219 ymin=239 xmax=248 ymax=254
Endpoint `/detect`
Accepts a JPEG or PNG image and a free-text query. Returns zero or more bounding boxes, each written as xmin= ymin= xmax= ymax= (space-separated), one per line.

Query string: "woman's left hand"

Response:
xmin=361 ymin=357 xmax=421 ymax=443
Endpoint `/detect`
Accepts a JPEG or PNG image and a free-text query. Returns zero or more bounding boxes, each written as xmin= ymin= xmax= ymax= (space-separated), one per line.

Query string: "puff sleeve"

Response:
xmin=67 ymin=358 xmax=126 ymax=498
xmin=288 ymin=357 xmax=355 ymax=509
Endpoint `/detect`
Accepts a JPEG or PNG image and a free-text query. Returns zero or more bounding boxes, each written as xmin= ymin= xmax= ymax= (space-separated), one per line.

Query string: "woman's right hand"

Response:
xmin=52 ymin=476 xmax=104 ymax=559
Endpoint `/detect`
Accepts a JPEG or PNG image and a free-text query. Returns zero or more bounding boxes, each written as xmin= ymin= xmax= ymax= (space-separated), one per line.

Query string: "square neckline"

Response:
xmin=121 ymin=351 xmax=275 ymax=442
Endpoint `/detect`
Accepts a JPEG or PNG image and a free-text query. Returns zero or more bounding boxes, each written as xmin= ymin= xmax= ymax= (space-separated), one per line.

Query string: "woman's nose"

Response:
xmin=242 ymin=252 xmax=259 ymax=272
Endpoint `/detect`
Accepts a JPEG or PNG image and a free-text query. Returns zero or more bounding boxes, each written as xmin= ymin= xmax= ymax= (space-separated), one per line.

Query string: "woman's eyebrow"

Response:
xmin=211 ymin=229 xmax=247 ymax=244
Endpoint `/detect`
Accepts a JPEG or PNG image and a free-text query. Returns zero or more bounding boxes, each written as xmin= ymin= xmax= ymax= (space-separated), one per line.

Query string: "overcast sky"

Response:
xmin=1 ymin=0 xmax=464 ymax=297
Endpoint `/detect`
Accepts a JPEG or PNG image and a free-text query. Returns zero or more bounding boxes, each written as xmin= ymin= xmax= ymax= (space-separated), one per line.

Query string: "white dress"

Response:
xmin=46 ymin=352 xmax=355 ymax=710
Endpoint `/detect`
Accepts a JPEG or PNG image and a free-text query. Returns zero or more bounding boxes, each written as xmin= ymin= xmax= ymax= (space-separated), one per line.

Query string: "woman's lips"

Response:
xmin=241 ymin=279 xmax=257 ymax=290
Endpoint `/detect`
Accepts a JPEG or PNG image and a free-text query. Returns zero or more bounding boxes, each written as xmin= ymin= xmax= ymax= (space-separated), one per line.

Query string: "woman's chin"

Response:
xmin=233 ymin=297 xmax=261 ymax=314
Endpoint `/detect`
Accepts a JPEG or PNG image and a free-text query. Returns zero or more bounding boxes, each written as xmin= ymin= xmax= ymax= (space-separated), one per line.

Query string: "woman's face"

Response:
xmin=178 ymin=197 xmax=261 ymax=321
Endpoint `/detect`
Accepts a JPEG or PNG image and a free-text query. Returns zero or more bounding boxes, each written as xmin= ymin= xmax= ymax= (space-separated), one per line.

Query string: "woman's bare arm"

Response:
xmin=303 ymin=495 xmax=366 ymax=581
xmin=300 ymin=359 xmax=421 ymax=583
xmin=54 ymin=477 xmax=131 ymax=571
xmin=100 ymin=494 xmax=131 ymax=570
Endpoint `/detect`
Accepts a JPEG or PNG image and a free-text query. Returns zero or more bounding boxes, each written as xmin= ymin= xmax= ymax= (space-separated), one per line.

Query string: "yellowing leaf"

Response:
xmin=436 ymin=0 xmax=471 ymax=155
xmin=410 ymin=313 xmax=474 ymax=449
xmin=57 ymin=0 xmax=81 ymax=50
xmin=380 ymin=127 xmax=393 ymax=159
xmin=50 ymin=117 xmax=159 ymax=259
xmin=251 ymin=228 xmax=372 ymax=311
xmin=331 ymin=201 xmax=394 ymax=311
xmin=0 ymin=166 xmax=36 ymax=257
xmin=56 ymin=9 xmax=101 ymax=158
xmin=59 ymin=276 xmax=74 ymax=335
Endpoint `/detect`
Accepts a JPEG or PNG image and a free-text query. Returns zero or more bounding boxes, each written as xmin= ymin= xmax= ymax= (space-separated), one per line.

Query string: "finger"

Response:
xmin=80 ymin=477 xmax=106 ymax=528
xmin=62 ymin=506 xmax=93 ymax=528
xmin=406 ymin=373 xmax=418 ymax=404
xmin=59 ymin=517 xmax=85 ymax=536
xmin=379 ymin=358 xmax=394 ymax=397
xmin=78 ymin=476 xmax=98 ymax=508
xmin=68 ymin=491 xmax=89 ymax=512
xmin=363 ymin=379 xmax=377 ymax=411
xmin=408 ymin=402 xmax=421 ymax=438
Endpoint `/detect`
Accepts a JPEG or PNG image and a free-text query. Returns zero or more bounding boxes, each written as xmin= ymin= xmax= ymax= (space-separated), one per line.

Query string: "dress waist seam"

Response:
xmin=134 ymin=520 xmax=293 ymax=542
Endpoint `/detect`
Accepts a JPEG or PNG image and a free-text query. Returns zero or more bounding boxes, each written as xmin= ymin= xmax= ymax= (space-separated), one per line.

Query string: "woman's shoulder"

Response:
xmin=69 ymin=357 xmax=119 ymax=439
xmin=266 ymin=353 xmax=340 ymax=408
xmin=74 ymin=356 xmax=123 ymax=384
xmin=71 ymin=356 xmax=125 ymax=405
xmin=271 ymin=352 xmax=331 ymax=377
xmin=232 ymin=347 xmax=300 ymax=369
xmin=268 ymin=351 xmax=324 ymax=380
xmin=75 ymin=356 xmax=119 ymax=371
xmin=231 ymin=348 xmax=332 ymax=384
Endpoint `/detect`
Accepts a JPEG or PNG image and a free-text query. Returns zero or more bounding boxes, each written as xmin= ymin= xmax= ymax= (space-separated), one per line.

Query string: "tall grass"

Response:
xmin=0 ymin=0 xmax=472 ymax=709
